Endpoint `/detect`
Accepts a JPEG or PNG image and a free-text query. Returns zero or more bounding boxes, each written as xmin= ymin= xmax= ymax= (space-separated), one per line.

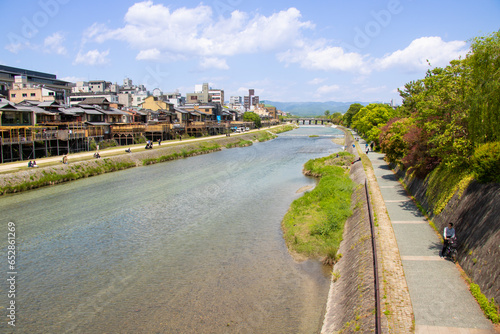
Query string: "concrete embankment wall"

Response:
xmin=396 ymin=167 xmax=500 ymax=303
xmin=0 ymin=133 xmax=262 ymax=195
xmin=322 ymin=130 xmax=376 ymax=333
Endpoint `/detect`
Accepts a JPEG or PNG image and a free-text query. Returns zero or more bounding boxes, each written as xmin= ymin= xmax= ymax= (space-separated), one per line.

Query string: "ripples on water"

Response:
xmin=0 ymin=126 xmax=343 ymax=333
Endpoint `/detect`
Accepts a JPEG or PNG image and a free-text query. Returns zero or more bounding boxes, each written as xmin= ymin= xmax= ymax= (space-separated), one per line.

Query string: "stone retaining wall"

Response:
xmin=321 ymin=130 xmax=376 ymax=333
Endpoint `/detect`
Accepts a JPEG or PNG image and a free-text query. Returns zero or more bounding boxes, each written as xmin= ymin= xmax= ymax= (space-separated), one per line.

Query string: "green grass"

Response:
xmin=255 ymin=131 xmax=277 ymax=142
xmin=271 ymin=124 xmax=297 ymax=134
xmin=225 ymin=139 xmax=253 ymax=148
xmin=282 ymin=152 xmax=355 ymax=261
xmin=0 ymin=159 xmax=136 ymax=195
xmin=469 ymin=282 xmax=500 ymax=323
xmin=142 ymin=142 xmax=221 ymax=165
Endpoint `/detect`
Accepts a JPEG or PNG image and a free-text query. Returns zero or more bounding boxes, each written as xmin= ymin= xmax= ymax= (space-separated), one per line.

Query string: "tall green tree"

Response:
xmin=351 ymin=103 xmax=397 ymax=145
xmin=466 ymin=30 xmax=500 ymax=145
xmin=342 ymin=103 xmax=363 ymax=127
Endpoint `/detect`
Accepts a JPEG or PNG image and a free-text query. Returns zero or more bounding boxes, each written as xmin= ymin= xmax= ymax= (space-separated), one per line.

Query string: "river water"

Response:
xmin=0 ymin=126 xmax=344 ymax=334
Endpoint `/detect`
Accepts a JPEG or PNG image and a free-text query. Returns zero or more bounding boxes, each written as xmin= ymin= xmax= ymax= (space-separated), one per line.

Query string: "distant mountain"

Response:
xmin=261 ymin=101 xmax=372 ymax=116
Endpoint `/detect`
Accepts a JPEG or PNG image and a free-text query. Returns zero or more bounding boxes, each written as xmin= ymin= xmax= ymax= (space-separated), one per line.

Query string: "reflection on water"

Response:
xmin=0 ymin=126 xmax=343 ymax=333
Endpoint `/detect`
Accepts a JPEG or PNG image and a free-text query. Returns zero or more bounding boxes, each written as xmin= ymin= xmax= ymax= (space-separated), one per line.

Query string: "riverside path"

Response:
xmin=355 ymin=132 xmax=495 ymax=334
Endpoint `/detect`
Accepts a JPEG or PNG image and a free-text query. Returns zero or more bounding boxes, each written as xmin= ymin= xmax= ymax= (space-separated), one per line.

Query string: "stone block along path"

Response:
xmin=357 ymin=134 xmax=495 ymax=334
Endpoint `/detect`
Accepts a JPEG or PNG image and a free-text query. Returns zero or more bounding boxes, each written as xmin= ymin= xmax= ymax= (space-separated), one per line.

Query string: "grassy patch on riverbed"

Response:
xmin=282 ymin=151 xmax=355 ymax=263
xmin=226 ymin=139 xmax=253 ymax=148
xmin=0 ymin=159 xmax=136 ymax=194
xmin=142 ymin=142 xmax=221 ymax=165
xmin=272 ymin=124 xmax=297 ymax=134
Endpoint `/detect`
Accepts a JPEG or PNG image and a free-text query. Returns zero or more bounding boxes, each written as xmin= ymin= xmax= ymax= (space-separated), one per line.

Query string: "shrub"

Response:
xmin=470 ymin=283 xmax=500 ymax=323
xmin=471 ymin=142 xmax=500 ymax=183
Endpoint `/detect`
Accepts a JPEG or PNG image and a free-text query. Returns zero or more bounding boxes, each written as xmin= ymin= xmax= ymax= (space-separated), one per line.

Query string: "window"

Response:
xmin=11 ymin=94 xmax=16 ymax=98
xmin=31 ymin=93 xmax=36 ymax=97
xmin=48 ymin=92 xmax=55 ymax=96
xmin=22 ymin=93 xmax=27 ymax=97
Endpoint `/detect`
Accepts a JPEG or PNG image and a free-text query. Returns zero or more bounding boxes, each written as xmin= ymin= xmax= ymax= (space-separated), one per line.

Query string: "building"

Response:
xmin=0 ymin=65 xmax=72 ymax=104
xmin=163 ymin=92 xmax=184 ymax=107
xmin=186 ymin=83 xmax=209 ymax=104
xmin=229 ymin=96 xmax=242 ymax=105
xmin=186 ymin=83 xmax=224 ymax=105
xmin=244 ymin=89 xmax=259 ymax=110
xmin=264 ymin=105 xmax=277 ymax=119
xmin=139 ymin=96 xmax=174 ymax=112
xmin=0 ymin=101 xmax=36 ymax=126
xmin=209 ymin=88 xmax=224 ymax=105
xmin=68 ymin=93 xmax=119 ymax=106
xmin=8 ymin=83 xmax=61 ymax=104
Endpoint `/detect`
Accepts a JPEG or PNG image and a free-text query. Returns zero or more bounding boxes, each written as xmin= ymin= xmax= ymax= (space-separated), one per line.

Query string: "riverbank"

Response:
xmin=0 ymin=125 xmax=296 ymax=195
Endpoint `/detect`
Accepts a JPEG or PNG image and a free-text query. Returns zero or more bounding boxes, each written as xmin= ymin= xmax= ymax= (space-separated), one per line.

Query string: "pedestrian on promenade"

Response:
xmin=441 ymin=223 xmax=456 ymax=256
xmin=158 ymin=139 xmax=162 ymax=146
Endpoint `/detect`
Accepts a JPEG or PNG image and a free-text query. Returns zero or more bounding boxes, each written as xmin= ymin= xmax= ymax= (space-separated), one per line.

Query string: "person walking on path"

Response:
xmin=441 ymin=223 xmax=456 ymax=257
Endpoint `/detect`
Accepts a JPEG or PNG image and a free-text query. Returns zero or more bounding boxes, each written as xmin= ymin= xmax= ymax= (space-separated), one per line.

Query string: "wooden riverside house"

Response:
xmin=1 ymin=95 xmax=275 ymax=163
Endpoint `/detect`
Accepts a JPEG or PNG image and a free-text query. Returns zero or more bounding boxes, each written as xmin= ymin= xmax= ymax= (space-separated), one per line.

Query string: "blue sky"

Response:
xmin=1 ymin=0 xmax=499 ymax=104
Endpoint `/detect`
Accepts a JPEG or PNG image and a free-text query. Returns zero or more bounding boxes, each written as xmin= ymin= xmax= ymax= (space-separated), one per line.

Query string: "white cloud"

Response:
xmin=307 ymin=78 xmax=327 ymax=85
xmin=278 ymin=42 xmax=370 ymax=74
xmin=199 ymin=57 xmax=229 ymax=70
xmin=136 ymin=48 xmax=161 ymax=60
xmin=73 ymin=49 xmax=110 ymax=66
xmin=44 ymin=32 xmax=67 ymax=55
xmin=85 ymin=2 xmax=313 ymax=61
xmin=375 ymin=36 xmax=468 ymax=71
xmin=5 ymin=39 xmax=35 ymax=54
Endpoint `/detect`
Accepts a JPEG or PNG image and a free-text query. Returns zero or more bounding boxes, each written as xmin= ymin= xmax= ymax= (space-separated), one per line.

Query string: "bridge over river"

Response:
xmin=285 ymin=118 xmax=333 ymax=125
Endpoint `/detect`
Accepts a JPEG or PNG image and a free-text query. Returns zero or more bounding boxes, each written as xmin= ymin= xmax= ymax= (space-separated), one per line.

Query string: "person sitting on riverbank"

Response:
xmin=32 ymin=160 xmax=38 ymax=167
xmin=28 ymin=161 xmax=33 ymax=168
xmin=62 ymin=155 xmax=68 ymax=164
xmin=94 ymin=152 xmax=101 ymax=159
xmin=125 ymin=148 xmax=132 ymax=153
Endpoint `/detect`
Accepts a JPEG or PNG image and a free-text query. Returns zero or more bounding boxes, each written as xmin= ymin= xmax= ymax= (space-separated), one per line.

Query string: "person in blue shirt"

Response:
xmin=441 ymin=223 xmax=456 ymax=257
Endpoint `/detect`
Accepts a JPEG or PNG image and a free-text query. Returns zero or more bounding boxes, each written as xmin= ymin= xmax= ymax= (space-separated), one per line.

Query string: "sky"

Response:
xmin=1 ymin=0 xmax=499 ymax=104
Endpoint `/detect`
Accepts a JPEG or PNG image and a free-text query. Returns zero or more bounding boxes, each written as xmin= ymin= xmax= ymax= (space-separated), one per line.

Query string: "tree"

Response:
xmin=243 ymin=112 xmax=261 ymax=128
xmin=342 ymin=103 xmax=363 ymax=127
xmin=324 ymin=110 xmax=330 ymax=117
xmin=330 ymin=112 xmax=343 ymax=124
xmin=351 ymin=103 xmax=397 ymax=145
xmin=466 ymin=30 xmax=500 ymax=145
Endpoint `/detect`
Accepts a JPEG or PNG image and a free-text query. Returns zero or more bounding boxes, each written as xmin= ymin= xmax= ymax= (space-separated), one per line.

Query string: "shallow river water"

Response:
xmin=0 ymin=126 xmax=343 ymax=333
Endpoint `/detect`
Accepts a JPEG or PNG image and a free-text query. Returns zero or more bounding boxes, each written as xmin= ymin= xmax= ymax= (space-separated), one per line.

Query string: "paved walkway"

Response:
xmin=355 ymin=134 xmax=495 ymax=333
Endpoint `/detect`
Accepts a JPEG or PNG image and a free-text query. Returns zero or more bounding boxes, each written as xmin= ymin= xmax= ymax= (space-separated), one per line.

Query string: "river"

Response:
xmin=0 ymin=125 xmax=344 ymax=334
